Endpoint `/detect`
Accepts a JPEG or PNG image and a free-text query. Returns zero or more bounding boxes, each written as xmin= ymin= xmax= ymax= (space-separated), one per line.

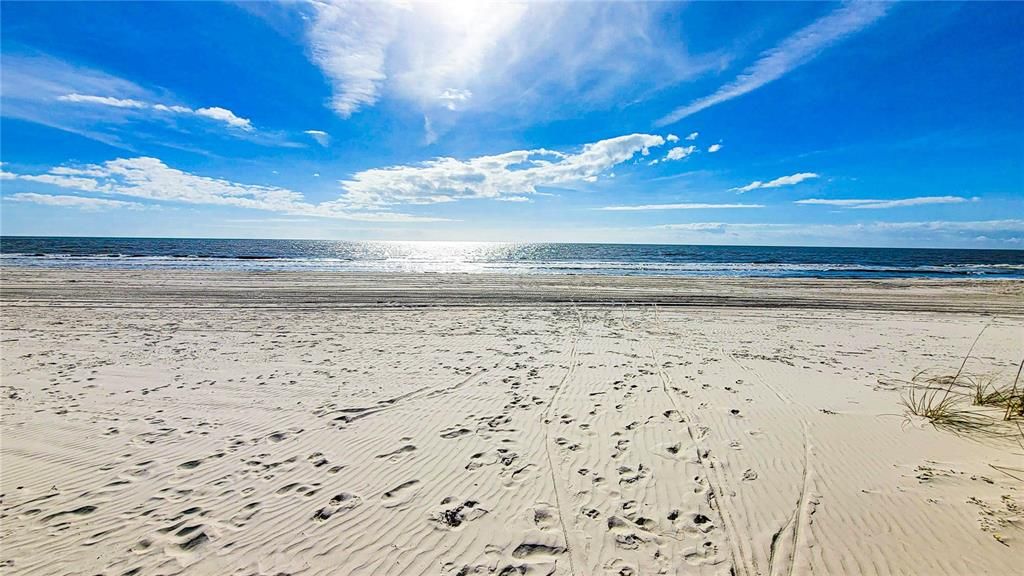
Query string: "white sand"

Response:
xmin=1 ymin=269 xmax=1022 ymax=575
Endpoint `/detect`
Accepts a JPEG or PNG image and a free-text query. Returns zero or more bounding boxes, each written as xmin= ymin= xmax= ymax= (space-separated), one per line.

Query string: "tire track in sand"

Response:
xmin=539 ymin=302 xmax=583 ymax=576
xmin=633 ymin=305 xmax=747 ymax=576
xmin=767 ymin=422 xmax=817 ymax=576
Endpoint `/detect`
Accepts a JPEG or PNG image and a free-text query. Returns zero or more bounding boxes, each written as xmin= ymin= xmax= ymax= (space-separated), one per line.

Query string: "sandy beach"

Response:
xmin=1 ymin=268 xmax=1022 ymax=576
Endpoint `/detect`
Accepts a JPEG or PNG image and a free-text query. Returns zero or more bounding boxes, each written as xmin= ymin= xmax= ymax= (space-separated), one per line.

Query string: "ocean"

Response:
xmin=1 ymin=236 xmax=1022 ymax=279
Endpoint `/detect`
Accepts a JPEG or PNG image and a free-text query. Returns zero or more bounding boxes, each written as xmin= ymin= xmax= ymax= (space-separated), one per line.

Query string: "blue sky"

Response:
xmin=1 ymin=1 xmax=1021 ymax=247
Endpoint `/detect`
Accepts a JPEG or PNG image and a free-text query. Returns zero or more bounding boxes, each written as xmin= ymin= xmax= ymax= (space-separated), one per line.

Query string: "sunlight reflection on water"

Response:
xmin=2 ymin=238 xmax=1023 ymax=278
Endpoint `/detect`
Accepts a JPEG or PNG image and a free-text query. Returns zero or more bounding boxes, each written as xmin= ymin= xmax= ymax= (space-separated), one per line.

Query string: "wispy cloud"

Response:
xmin=7 ymin=192 xmax=145 ymax=211
xmin=707 ymin=143 xmax=722 ymax=153
xmin=685 ymin=132 xmax=699 ymax=141
xmin=58 ymin=93 xmax=147 ymax=108
xmin=304 ymin=129 xmax=331 ymax=147
xmin=307 ymin=0 xmax=402 ymax=118
xmin=0 ymin=54 xmax=312 ymax=151
xmin=731 ymin=172 xmax=819 ymax=193
xmin=870 ymin=219 xmax=1024 ymax=232
xmin=599 ymin=203 xmax=764 ymax=211
xmin=1 ymin=54 xmax=152 ymax=149
xmin=60 ymin=93 xmax=254 ymax=131
xmin=2 ymin=158 xmax=448 ymax=222
xmin=650 ymin=219 xmax=1024 ymax=246
xmin=336 ymin=133 xmax=668 ymax=208
xmin=654 ymin=220 xmax=1024 ymax=233
xmin=656 ymin=2 xmax=889 ymax=126
xmin=303 ymin=1 xmax=725 ymax=125
xmin=438 ymin=88 xmax=473 ymax=111
xmin=189 ymin=107 xmax=253 ymax=131
xmin=0 ymin=163 xmax=19 ymax=180
xmin=795 ymin=196 xmax=974 ymax=209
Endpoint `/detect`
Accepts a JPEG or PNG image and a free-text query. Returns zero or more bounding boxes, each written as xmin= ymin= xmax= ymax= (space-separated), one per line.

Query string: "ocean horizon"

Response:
xmin=3 ymin=236 xmax=1023 ymax=279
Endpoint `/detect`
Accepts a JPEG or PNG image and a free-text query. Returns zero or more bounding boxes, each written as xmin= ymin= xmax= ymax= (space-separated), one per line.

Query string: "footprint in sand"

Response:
xmin=177 ymin=459 xmax=202 ymax=470
xmin=440 ymin=426 xmax=471 ymax=439
xmin=530 ymin=504 xmax=559 ymax=530
xmin=313 ymin=492 xmax=363 ymax=521
xmin=511 ymin=541 xmax=566 ymax=559
xmin=307 ymin=452 xmax=329 ymax=467
xmin=429 ymin=497 xmax=487 ymax=529
xmin=606 ymin=516 xmax=647 ymax=551
xmin=663 ymin=409 xmax=683 ymax=422
xmin=603 ymin=558 xmax=639 ymax=576
xmin=692 ymin=513 xmax=715 ymax=533
xmin=265 ymin=428 xmax=303 ymax=443
xmin=381 ymin=480 xmax=421 ymax=508
xmin=41 ymin=505 xmax=97 ymax=523
xmin=229 ymin=502 xmax=261 ymax=526
xmin=505 ymin=463 xmax=536 ymax=487
xmin=375 ymin=444 xmax=417 ymax=461
xmin=276 ymin=482 xmax=320 ymax=497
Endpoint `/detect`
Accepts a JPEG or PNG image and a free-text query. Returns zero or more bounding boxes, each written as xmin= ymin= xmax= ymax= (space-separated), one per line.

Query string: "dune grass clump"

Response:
xmin=901 ymin=378 xmax=1010 ymax=439
xmin=1001 ymin=361 xmax=1023 ymax=421
xmin=898 ymin=358 xmax=1024 ymax=441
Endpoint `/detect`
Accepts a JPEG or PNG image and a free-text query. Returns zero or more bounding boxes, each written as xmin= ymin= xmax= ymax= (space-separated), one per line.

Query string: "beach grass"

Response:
xmin=899 ymin=363 xmax=1024 ymax=440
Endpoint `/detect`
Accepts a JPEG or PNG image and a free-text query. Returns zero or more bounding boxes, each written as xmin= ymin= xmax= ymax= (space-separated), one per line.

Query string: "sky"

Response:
xmin=1 ymin=0 xmax=1022 ymax=248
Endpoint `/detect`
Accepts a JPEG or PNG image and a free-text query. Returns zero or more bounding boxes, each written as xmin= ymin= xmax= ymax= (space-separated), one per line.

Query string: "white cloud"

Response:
xmin=496 ymin=196 xmax=532 ymax=203
xmin=599 ymin=203 xmax=764 ymax=211
xmin=685 ymin=132 xmax=699 ymax=141
xmin=58 ymin=93 xmax=147 ymax=108
xmin=307 ymin=0 xmax=402 ymax=117
xmin=731 ymin=172 xmax=819 ymax=193
xmin=795 ymin=196 xmax=973 ymax=209
xmin=707 ymin=143 xmax=722 ymax=153
xmin=870 ymin=219 xmax=1024 ymax=232
xmin=19 ymin=173 xmax=105 ymax=191
xmin=666 ymin=134 xmax=680 ymax=143
xmin=335 ymin=133 xmax=667 ymax=207
xmin=303 ymin=1 xmax=724 ymax=120
xmin=56 ymin=92 xmax=254 ymax=131
xmin=304 ymin=129 xmax=331 ymax=147
xmin=192 ymin=107 xmax=253 ymax=131
xmin=1 ymin=55 xmax=154 ymax=148
xmin=651 ymin=219 xmax=1024 ymax=237
xmin=656 ymin=2 xmax=889 ymax=125
xmin=650 ymin=219 xmax=1024 ymax=246
xmin=423 ymin=115 xmax=438 ymax=145
xmin=1 ymin=54 xmax=269 ymax=149
xmin=2 ymin=157 xmax=448 ymax=222
xmin=438 ymin=88 xmax=473 ymax=110
xmin=664 ymin=145 xmax=697 ymax=161
xmin=151 ymin=101 xmax=255 ymax=131
xmin=16 ymin=157 xmax=304 ymax=209
xmin=152 ymin=104 xmax=192 ymax=113
xmin=7 ymin=192 xmax=144 ymax=211
xmin=793 ymin=198 xmax=882 ymax=206
xmin=3 ymin=132 xmax=674 ymax=218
